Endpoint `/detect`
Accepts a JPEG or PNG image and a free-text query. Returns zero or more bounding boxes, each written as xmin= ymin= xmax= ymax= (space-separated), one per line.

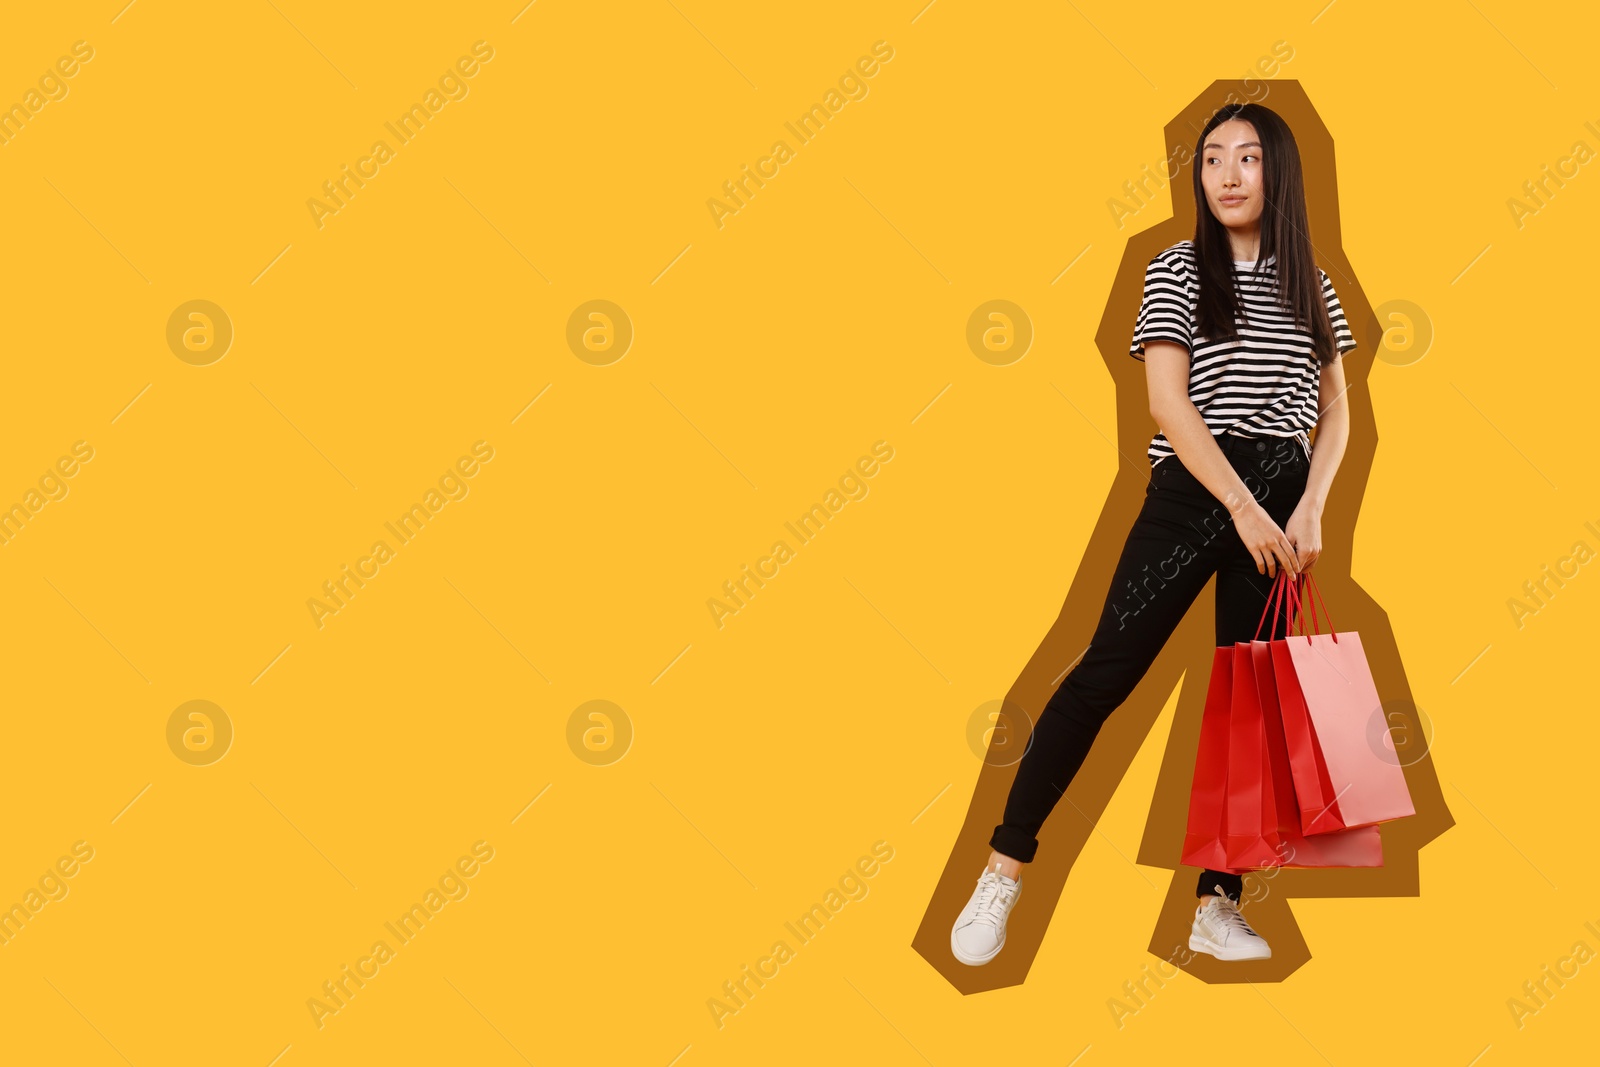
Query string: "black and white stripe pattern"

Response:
xmin=1129 ymin=240 xmax=1356 ymax=469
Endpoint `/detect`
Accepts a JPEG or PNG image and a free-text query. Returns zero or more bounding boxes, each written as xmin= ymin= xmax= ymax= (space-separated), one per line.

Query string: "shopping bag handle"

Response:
xmin=1251 ymin=570 xmax=1297 ymax=641
xmin=1254 ymin=571 xmax=1339 ymax=644
xmin=1285 ymin=573 xmax=1339 ymax=644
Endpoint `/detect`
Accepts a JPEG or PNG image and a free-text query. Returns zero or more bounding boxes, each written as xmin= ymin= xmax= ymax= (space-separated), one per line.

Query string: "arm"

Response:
xmin=1144 ymin=339 xmax=1300 ymax=578
xmin=1284 ymin=355 xmax=1351 ymax=572
xmin=1302 ymin=355 xmax=1349 ymax=512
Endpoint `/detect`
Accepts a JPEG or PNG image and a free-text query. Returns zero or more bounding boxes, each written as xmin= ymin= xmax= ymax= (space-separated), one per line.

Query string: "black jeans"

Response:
xmin=990 ymin=431 xmax=1311 ymax=904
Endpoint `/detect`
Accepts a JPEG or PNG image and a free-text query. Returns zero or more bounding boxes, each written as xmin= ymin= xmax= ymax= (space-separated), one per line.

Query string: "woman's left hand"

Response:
xmin=1284 ymin=502 xmax=1323 ymax=573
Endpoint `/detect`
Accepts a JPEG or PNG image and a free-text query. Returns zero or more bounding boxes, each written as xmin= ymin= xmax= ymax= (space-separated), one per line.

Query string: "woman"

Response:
xmin=951 ymin=101 xmax=1355 ymax=966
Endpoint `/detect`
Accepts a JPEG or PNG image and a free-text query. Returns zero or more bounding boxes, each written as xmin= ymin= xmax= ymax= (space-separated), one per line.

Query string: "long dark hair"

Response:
xmin=1190 ymin=102 xmax=1340 ymax=367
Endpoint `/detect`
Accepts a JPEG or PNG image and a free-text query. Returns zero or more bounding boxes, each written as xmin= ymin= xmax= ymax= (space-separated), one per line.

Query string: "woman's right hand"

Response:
xmin=1232 ymin=501 xmax=1300 ymax=578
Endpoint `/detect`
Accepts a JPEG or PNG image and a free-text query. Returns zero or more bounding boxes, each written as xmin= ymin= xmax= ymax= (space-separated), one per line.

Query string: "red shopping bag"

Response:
xmin=1222 ymin=636 xmax=1290 ymax=869
xmin=1182 ymin=642 xmax=1293 ymax=874
xmin=1180 ymin=646 xmax=1235 ymax=872
xmin=1181 ymin=588 xmax=1314 ymax=873
xmin=1271 ymin=573 xmax=1417 ymax=835
xmin=1247 ymin=575 xmax=1383 ymax=869
xmin=1185 ymin=593 xmax=1314 ymax=873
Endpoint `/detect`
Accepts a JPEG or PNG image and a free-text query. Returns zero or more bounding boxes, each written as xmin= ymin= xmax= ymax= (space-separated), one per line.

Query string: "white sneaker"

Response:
xmin=950 ymin=861 xmax=1022 ymax=965
xmin=1188 ymin=883 xmax=1271 ymax=961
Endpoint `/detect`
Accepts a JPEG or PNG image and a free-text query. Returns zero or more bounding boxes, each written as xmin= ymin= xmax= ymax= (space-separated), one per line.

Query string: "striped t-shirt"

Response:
xmin=1129 ymin=240 xmax=1356 ymax=468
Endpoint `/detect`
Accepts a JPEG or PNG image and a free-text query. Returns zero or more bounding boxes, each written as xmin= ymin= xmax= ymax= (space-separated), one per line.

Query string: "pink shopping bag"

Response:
xmin=1271 ymin=573 xmax=1416 ymax=835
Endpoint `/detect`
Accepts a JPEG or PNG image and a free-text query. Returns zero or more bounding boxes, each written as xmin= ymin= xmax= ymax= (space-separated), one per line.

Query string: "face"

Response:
xmin=1201 ymin=119 xmax=1265 ymax=231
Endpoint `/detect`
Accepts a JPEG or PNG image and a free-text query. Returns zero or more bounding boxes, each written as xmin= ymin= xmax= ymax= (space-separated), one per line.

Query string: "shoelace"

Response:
xmin=1204 ymin=890 xmax=1259 ymax=939
xmin=970 ymin=869 xmax=1018 ymax=929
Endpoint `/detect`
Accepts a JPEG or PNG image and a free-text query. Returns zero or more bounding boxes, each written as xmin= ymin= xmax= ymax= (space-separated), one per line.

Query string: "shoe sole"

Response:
xmin=951 ymin=927 xmax=1005 ymax=966
xmin=1188 ymin=932 xmax=1271 ymax=961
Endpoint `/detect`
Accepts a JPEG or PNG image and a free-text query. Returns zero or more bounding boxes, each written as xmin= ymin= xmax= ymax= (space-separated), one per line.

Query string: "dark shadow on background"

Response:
xmin=913 ymin=81 xmax=1454 ymax=992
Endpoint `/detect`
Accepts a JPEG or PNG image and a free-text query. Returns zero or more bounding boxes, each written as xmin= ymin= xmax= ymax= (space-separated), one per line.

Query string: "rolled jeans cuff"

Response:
xmin=1196 ymin=869 xmax=1243 ymax=903
xmin=988 ymin=826 xmax=1038 ymax=865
